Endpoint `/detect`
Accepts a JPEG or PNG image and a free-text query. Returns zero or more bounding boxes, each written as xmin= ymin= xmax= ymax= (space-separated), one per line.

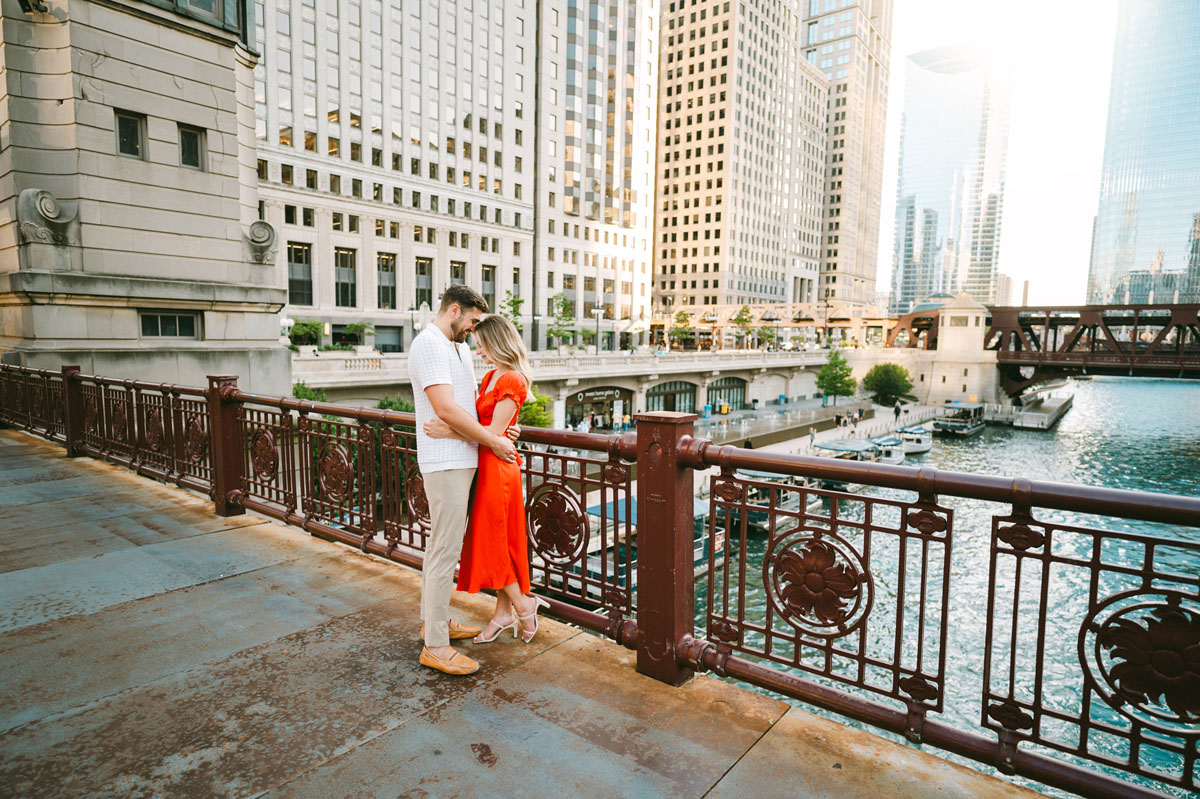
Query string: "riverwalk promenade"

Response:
xmin=0 ymin=428 xmax=1039 ymax=799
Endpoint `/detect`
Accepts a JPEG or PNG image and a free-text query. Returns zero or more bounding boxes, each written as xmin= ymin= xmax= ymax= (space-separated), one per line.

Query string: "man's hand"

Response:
xmin=489 ymin=434 xmax=517 ymax=462
xmin=505 ymin=423 xmax=521 ymax=442
xmin=424 ymin=418 xmax=453 ymax=439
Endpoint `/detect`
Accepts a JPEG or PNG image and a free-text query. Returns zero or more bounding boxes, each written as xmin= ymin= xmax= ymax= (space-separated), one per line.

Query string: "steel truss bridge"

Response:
xmin=888 ymin=304 xmax=1200 ymax=396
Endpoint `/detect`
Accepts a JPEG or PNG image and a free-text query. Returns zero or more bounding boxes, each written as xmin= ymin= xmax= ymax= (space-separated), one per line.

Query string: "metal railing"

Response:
xmin=2 ymin=362 xmax=1197 ymax=799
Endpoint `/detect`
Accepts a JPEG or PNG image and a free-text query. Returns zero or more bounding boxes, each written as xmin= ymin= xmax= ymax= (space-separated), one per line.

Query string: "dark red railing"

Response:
xmin=2 ymin=363 xmax=1197 ymax=799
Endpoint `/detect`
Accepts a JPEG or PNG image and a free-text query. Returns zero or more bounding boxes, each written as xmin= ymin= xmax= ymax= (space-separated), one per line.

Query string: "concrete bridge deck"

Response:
xmin=0 ymin=429 xmax=1040 ymax=799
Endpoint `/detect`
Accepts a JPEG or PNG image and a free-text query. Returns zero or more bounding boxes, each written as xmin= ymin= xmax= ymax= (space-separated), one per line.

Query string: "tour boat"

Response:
xmin=897 ymin=425 xmax=933 ymax=454
xmin=812 ymin=438 xmax=878 ymax=491
xmin=934 ymin=401 xmax=986 ymax=437
xmin=867 ymin=436 xmax=906 ymax=465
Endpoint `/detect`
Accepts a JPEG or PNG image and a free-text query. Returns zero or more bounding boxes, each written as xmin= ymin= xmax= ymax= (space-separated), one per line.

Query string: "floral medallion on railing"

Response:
xmin=145 ymin=409 xmax=165 ymax=452
xmin=249 ymin=429 xmax=279 ymax=481
xmin=906 ymin=507 xmax=949 ymax=536
xmin=184 ymin=416 xmax=207 ymax=462
xmin=317 ymin=442 xmax=352 ymax=503
xmin=84 ymin=396 xmax=99 ymax=433
xmin=405 ymin=462 xmax=431 ymax=529
xmin=1079 ymin=590 xmax=1200 ymax=734
xmin=526 ymin=481 xmax=589 ymax=566
xmin=111 ymin=408 xmax=128 ymax=443
xmin=764 ymin=530 xmax=872 ymax=638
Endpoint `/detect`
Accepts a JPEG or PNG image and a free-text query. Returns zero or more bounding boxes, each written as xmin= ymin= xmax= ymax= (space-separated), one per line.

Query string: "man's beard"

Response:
xmin=449 ymin=318 xmax=472 ymax=343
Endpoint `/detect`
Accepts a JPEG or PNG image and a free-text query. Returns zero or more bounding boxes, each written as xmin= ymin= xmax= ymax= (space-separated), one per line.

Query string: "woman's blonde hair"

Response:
xmin=474 ymin=314 xmax=532 ymax=387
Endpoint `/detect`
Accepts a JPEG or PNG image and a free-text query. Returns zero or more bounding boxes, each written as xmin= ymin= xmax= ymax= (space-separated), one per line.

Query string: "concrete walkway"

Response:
xmin=0 ymin=429 xmax=1039 ymax=799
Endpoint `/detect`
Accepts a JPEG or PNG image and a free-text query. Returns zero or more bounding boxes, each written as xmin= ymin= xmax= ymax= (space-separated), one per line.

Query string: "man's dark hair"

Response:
xmin=439 ymin=284 xmax=489 ymax=313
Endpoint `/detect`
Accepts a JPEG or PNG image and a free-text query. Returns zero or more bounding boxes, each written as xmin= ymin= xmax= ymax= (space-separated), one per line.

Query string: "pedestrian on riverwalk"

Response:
xmin=809 ymin=427 xmax=816 ymax=449
xmin=894 ymin=400 xmax=902 ymax=422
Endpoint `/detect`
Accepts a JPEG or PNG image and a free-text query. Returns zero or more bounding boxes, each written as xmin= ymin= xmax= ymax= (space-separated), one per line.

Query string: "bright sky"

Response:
xmin=875 ymin=0 xmax=1119 ymax=305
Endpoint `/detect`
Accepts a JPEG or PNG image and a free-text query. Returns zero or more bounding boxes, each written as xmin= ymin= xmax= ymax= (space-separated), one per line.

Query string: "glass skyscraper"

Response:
xmin=889 ymin=45 xmax=1009 ymax=313
xmin=1087 ymin=0 xmax=1200 ymax=305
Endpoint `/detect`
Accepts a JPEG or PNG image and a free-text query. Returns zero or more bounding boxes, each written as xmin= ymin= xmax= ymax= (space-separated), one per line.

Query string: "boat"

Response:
xmin=867 ymin=436 xmax=906 ymax=465
xmin=934 ymin=401 xmax=986 ymax=437
xmin=813 ymin=438 xmax=878 ymax=491
xmin=897 ymin=425 xmax=933 ymax=454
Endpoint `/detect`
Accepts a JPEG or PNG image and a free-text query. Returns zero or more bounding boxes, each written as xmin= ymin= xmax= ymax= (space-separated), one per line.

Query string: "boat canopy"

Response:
xmin=869 ymin=436 xmax=904 ymax=447
xmin=591 ymin=496 xmax=712 ymax=523
xmin=942 ymin=401 xmax=984 ymax=410
xmin=815 ymin=438 xmax=877 ymax=454
xmin=898 ymin=425 xmax=931 ymax=434
xmin=736 ymin=468 xmax=796 ymax=481
xmin=587 ymin=498 xmax=636 ymax=525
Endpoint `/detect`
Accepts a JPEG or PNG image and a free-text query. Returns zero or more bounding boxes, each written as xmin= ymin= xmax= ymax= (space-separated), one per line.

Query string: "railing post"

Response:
xmin=61 ymin=365 xmax=84 ymax=457
xmin=207 ymin=374 xmax=245 ymax=517
xmin=633 ymin=410 xmax=697 ymax=686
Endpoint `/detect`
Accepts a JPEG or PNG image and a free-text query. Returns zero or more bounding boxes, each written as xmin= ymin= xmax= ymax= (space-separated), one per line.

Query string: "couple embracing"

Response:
xmin=409 ymin=284 xmax=547 ymax=676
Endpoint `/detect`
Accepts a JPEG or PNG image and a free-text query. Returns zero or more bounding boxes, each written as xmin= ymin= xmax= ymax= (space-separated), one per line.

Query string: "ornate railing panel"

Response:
xmin=174 ymin=395 xmax=214 ymax=493
xmin=521 ymin=444 xmax=634 ymax=620
xmin=101 ymin=382 xmax=136 ymax=465
xmin=706 ymin=470 xmax=951 ymax=724
xmin=237 ymin=405 xmax=296 ymax=517
xmin=378 ymin=423 xmax=428 ymax=553
xmin=297 ymin=415 xmax=375 ymax=538
xmin=984 ymin=512 xmax=1200 ymax=792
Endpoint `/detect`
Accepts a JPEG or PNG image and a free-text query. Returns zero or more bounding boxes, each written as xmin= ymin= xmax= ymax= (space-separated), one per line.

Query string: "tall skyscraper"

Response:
xmin=803 ymin=0 xmax=892 ymax=306
xmin=251 ymin=0 xmax=658 ymax=353
xmin=889 ymin=45 xmax=1010 ymax=314
xmin=653 ymin=0 xmax=825 ymax=313
xmin=534 ymin=0 xmax=659 ymax=350
xmin=1087 ymin=0 xmax=1200 ymax=305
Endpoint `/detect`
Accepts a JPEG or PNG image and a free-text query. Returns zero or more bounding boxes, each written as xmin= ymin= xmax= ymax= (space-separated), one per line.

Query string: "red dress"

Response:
xmin=457 ymin=369 xmax=530 ymax=593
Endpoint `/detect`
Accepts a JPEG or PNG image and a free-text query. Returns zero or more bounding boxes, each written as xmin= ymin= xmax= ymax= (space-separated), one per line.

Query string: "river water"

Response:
xmin=695 ymin=377 xmax=1200 ymax=798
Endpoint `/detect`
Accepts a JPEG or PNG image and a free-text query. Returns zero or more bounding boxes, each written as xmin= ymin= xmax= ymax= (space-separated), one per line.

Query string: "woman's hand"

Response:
xmin=424 ymin=417 xmax=454 ymax=438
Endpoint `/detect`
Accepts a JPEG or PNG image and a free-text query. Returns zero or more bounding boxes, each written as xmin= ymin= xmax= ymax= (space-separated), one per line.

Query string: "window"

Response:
xmin=306 ymin=169 xmax=318 ymax=189
xmin=115 ymin=110 xmax=145 ymax=158
xmin=281 ymin=164 xmax=293 ymax=184
xmin=451 ymin=260 xmax=466 ymax=284
xmin=332 ymin=212 xmax=343 ymax=231
xmin=178 ymin=124 xmax=205 ymax=169
xmin=329 ymin=174 xmax=341 ymax=193
xmin=334 ymin=247 xmax=357 ymax=307
xmin=257 ymin=159 xmax=268 ymax=180
xmin=377 ymin=252 xmax=397 ymax=309
xmin=348 ymin=214 xmax=359 ymax=233
xmin=287 ymin=242 xmax=314 ymax=305
xmin=140 ymin=312 xmax=198 ymax=338
xmin=415 ymin=256 xmax=433 ymax=308
xmin=284 ymin=205 xmax=297 ymax=225
xmin=302 ymin=207 xmax=314 ymax=227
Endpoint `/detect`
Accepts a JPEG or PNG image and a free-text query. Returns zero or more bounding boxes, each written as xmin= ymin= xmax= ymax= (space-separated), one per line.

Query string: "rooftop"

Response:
xmin=0 ymin=428 xmax=1041 ymax=799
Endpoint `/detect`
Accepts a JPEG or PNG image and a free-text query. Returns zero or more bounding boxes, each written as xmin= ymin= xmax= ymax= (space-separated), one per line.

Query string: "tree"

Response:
xmin=861 ymin=363 xmax=914 ymax=406
xmin=756 ymin=325 xmax=777 ymax=346
xmin=816 ymin=348 xmax=856 ymax=405
xmin=289 ymin=320 xmax=322 ymax=346
xmin=375 ymin=394 xmax=415 ymax=414
xmin=669 ymin=309 xmax=694 ymax=347
xmin=731 ymin=306 xmax=755 ymax=348
xmin=342 ymin=320 xmax=375 ymax=345
xmin=546 ymin=293 xmax=576 ymax=347
xmin=292 ymin=381 xmax=328 ymax=402
xmin=500 ymin=290 xmax=524 ymax=333
xmin=518 ymin=384 xmax=555 ymax=428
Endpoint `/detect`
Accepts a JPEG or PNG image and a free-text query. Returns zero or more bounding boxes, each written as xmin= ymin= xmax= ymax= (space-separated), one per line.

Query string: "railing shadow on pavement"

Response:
xmin=1 ymin=362 xmax=1197 ymax=799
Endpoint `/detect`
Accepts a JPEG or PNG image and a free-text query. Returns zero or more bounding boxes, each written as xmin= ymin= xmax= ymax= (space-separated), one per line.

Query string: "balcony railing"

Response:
xmin=2 ymin=362 xmax=1197 ymax=799
xmin=291 ymin=347 xmax=831 ymax=386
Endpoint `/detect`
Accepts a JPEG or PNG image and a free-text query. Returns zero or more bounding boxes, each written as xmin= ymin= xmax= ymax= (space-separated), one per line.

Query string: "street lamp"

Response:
xmin=591 ymin=307 xmax=604 ymax=353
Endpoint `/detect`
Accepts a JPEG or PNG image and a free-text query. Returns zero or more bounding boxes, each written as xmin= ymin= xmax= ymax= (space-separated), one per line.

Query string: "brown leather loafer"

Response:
xmin=419 ymin=646 xmax=480 ymax=675
xmin=422 ymin=619 xmax=483 ymax=640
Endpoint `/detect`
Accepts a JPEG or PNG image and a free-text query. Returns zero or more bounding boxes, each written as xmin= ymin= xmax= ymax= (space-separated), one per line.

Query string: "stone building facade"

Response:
xmin=0 ymin=0 xmax=290 ymax=393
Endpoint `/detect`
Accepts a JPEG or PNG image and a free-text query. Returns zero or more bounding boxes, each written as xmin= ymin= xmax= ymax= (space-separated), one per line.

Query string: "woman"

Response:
xmin=423 ymin=314 xmax=548 ymax=643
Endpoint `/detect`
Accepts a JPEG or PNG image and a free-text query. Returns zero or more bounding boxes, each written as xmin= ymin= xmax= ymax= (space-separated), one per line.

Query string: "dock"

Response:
xmin=0 ymin=428 xmax=1042 ymax=799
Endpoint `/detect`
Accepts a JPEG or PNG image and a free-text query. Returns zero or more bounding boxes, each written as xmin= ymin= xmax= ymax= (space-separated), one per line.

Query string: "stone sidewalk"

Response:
xmin=0 ymin=429 xmax=1040 ymax=799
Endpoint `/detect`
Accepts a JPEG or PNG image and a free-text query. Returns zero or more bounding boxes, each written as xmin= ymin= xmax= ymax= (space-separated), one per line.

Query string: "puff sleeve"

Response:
xmin=494 ymin=371 xmax=529 ymax=407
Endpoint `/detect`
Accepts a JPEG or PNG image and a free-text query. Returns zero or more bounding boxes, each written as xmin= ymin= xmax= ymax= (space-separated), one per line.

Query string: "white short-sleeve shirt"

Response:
xmin=408 ymin=324 xmax=479 ymax=472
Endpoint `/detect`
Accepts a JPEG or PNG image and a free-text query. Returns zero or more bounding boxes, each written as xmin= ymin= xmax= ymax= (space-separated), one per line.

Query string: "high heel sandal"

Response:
xmin=473 ymin=613 xmax=518 ymax=644
xmin=516 ymin=595 xmax=550 ymax=643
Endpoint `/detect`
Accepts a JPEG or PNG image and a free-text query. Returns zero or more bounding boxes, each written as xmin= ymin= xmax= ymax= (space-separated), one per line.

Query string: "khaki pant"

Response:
xmin=421 ymin=467 xmax=477 ymax=648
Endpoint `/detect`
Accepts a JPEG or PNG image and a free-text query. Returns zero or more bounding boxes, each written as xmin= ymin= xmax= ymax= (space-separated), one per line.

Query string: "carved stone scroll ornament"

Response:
xmin=16 ymin=189 xmax=81 ymax=270
xmin=245 ymin=220 xmax=278 ymax=264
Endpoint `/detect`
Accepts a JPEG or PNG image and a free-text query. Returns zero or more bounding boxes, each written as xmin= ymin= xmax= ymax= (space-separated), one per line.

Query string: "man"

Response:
xmin=894 ymin=400 xmax=902 ymax=422
xmin=409 ymin=285 xmax=517 ymax=676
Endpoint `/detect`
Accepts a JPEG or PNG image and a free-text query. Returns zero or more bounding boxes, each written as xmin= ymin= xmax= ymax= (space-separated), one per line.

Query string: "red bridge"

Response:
xmin=888 ymin=304 xmax=1200 ymax=396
